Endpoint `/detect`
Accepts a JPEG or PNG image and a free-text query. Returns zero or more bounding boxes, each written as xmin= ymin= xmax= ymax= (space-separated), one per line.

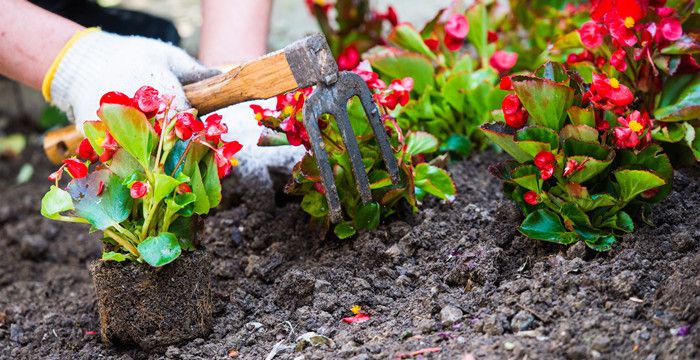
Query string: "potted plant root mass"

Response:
xmin=40 ymin=86 xmax=242 ymax=351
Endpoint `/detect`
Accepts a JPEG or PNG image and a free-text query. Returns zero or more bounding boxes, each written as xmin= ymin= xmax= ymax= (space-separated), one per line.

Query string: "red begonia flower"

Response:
xmin=99 ymin=91 xmax=132 ymax=107
xmin=523 ymin=191 xmax=538 ymax=205
xmin=613 ymin=110 xmax=650 ymax=148
xmin=213 ymin=141 xmax=243 ymax=178
xmin=656 ymin=7 xmax=674 ymax=17
xmin=424 ymin=38 xmax=440 ymax=52
xmin=337 ymin=44 xmax=361 ymax=71
xmin=659 ymin=17 xmax=682 ymax=41
xmin=342 ymin=313 xmax=371 ymax=324
xmin=48 ymin=167 xmax=64 ymax=183
xmin=607 ymin=16 xmax=638 ymax=47
xmin=96 ymin=181 xmax=105 ymax=196
xmin=174 ymin=112 xmax=203 ymax=140
xmin=487 ymin=30 xmax=499 ymax=43
xmin=579 ymin=21 xmax=606 ymax=49
xmin=534 ymin=151 xmax=556 ymax=180
xmin=353 ymin=68 xmax=386 ymax=90
xmin=377 ymin=78 xmax=413 ymax=110
xmin=177 ymin=183 xmax=192 ymax=194
xmin=502 ymin=94 xmax=528 ymax=128
xmin=587 ymin=73 xmax=634 ymax=110
xmin=500 ymin=76 xmax=513 ymax=90
xmin=78 ymin=138 xmax=98 ymax=162
xmin=591 ymin=0 xmax=647 ymax=22
xmin=489 ymin=51 xmax=518 ymax=72
xmin=204 ymin=113 xmax=228 ymax=144
xmin=130 ymin=181 xmax=149 ymax=199
xmin=132 ymin=86 xmax=160 ymax=118
xmin=63 ymin=158 xmax=88 ymax=179
xmin=563 ymin=159 xmax=588 ymax=177
xmin=99 ymin=131 xmax=119 ymax=162
xmin=610 ymin=48 xmax=628 ymax=72
xmin=444 ymin=13 xmax=468 ymax=51
xmin=379 ymin=6 xmax=399 ymax=26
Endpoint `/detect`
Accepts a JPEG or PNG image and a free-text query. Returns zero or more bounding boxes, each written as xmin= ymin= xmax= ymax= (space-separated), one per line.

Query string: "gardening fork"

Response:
xmin=43 ymin=33 xmax=400 ymax=223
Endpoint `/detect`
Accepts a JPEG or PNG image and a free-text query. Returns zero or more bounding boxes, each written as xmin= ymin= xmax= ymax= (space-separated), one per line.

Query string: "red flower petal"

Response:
xmin=342 ymin=313 xmax=371 ymax=324
xmin=489 ymin=51 xmax=518 ymax=72
xmin=99 ymin=91 xmax=132 ymax=107
xmin=660 ymin=17 xmax=682 ymax=41
xmin=610 ymin=48 xmax=628 ymax=72
xmin=579 ymin=21 xmax=606 ymax=49
xmin=523 ymin=191 xmax=538 ymax=205
xmin=130 ymin=181 xmax=149 ymax=199
xmin=444 ymin=13 xmax=469 ymax=39
xmin=499 ymin=76 xmax=513 ymax=90
xmin=77 ymin=138 xmax=98 ymax=162
xmin=337 ymin=44 xmax=360 ymax=71
xmin=132 ymin=86 xmax=160 ymax=118
xmin=63 ymin=158 xmax=88 ymax=179
xmin=534 ymin=151 xmax=555 ymax=169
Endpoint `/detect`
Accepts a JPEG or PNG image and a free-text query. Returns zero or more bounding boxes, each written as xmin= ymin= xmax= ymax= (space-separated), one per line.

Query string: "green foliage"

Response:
xmin=481 ymin=62 xmax=674 ymax=251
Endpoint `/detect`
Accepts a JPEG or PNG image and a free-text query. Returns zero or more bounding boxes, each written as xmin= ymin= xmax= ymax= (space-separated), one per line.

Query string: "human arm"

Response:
xmin=198 ymin=0 xmax=273 ymax=66
xmin=0 ymin=0 xmax=83 ymax=90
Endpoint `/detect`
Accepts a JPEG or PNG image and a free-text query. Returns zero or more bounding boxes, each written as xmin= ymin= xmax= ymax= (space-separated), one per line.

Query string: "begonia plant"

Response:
xmin=552 ymin=0 xmax=700 ymax=161
xmin=251 ymin=79 xmax=456 ymax=238
xmin=41 ymin=86 xmax=241 ymax=266
xmin=482 ymin=61 xmax=673 ymax=251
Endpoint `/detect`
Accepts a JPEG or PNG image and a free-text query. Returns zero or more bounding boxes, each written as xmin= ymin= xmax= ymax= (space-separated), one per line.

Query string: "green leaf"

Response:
xmin=83 ymin=121 xmax=107 ymax=156
xmin=387 ymin=24 xmax=436 ymax=60
xmin=518 ymin=209 xmax=578 ymax=244
xmin=369 ymin=170 xmax=392 ymax=189
xmin=652 ymin=122 xmax=687 ymax=143
xmin=405 ymin=131 xmax=438 ymax=156
xmin=559 ymin=124 xmax=599 ymax=143
xmin=355 ymin=201 xmax=380 ymax=230
xmin=154 ymin=174 xmax=181 ymax=203
xmin=97 ymin=103 xmax=154 ymax=168
xmin=334 ymin=222 xmax=357 ymax=239
xmin=513 ymin=77 xmax=575 ymax=131
xmin=371 ymin=54 xmax=435 ymax=95
xmin=510 ymin=165 xmax=542 ymax=192
xmin=203 ymin=154 xmax=222 ymax=208
xmin=164 ymin=139 xmax=189 ymax=176
xmin=41 ymin=185 xmax=74 ymax=220
xmin=660 ymin=35 xmax=700 ymax=55
xmin=301 ymin=190 xmax=328 ymax=218
xmin=480 ymin=122 xmax=532 ymax=163
xmin=575 ymin=193 xmax=616 ymax=212
xmin=574 ymin=228 xmax=616 ymax=251
xmin=108 ymin=149 xmax=142 ymax=179
xmin=440 ymin=134 xmax=473 ymax=156
xmin=66 ymin=170 xmax=132 ymax=230
xmin=560 ymin=203 xmax=591 ymax=227
xmin=616 ymin=211 xmax=634 ymax=233
xmin=552 ymin=30 xmax=583 ymax=50
xmin=654 ymin=74 xmax=700 ymax=122
xmin=534 ymin=61 xmax=569 ymax=83
xmin=414 ymin=164 xmax=456 ymax=200
xmin=617 ymin=145 xmax=673 ymax=202
xmin=466 ymin=3 xmax=488 ymax=61
xmin=190 ymin=164 xmax=210 ymax=215
xmin=614 ymin=170 xmax=666 ymax=203
xmin=101 ymin=251 xmax=128 ymax=262
xmin=514 ymin=126 xmax=560 ymax=157
xmin=567 ymin=106 xmax=595 ymax=127
xmin=443 ymin=71 xmax=470 ymax=113
xmin=137 ymin=232 xmax=182 ymax=267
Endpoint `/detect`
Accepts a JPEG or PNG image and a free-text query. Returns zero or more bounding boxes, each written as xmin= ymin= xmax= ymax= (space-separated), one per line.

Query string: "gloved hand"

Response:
xmin=43 ymin=28 xmax=218 ymax=132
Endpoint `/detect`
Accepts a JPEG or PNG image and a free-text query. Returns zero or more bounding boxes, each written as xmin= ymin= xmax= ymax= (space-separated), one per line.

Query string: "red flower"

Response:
xmin=213 ymin=141 xmax=243 ymax=178
xmin=77 ymin=138 xmax=98 ymax=162
xmin=502 ymin=94 xmax=528 ymax=129
xmin=132 ymin=86 xmax=160 ymax=118
xmin=489 ymin=51 xmax=518 ymax=72
xmin=659 ymin=17 xmax=682 ymax=41
xmin=378 ymin=6 xmax=398 ymax=26
xmin=444 ymin=13 xmax=469 ymax=51
xmin=353 ymin=68 xmax=386 ymax=90
xmin=613 ymin=110 xmax=650 ymax=149
xmin=174 ymin=112 xmax=203 ymax=140
xmin=563 ymin=159 xmax=587 ymax=177
xmin=250 ymin=104 xmax=276 ymax=126
xmin=130 ymin=181 xmax=149 ymax=199
xmin=304 ymin=0 xmax=332 ymax=15
xmin=534 ymin=151 xmax=555 ymax=180
xmin=523 ymin=191 xmax=539 ymax=205
xmin=424 ymin=38 xmax=440 ymax=51
xmin=203 ymin=113 xmax=228 ymax=144
xmin=591 ymin=0 xmax=647 ymax=23
xmin=607 ymin=16 xmax=638 ymax=47
xmin=99 ymin=91 xmax=132 ymax=107
xmin=579 ymin=21 xmax=606 ymax=48
xmin=487 ymin=30 xmax=499 ymax=43
xmin=342 ymin=313 xmax=371 ymax=324
xmin=337 ymin=44 xmax=360 ymax=71
xmin=176 ymin=183 xmax=192 ymax=194
xmin=99 ymin=131 xmax=119 ymax=162
xmin=376 ymin=78 xmax=413 ymax=110
xmin=63 ymin=158 xmax=88 ymax=179
xmin=587 ymin=73 xmax=634 ymax=110
xmin=610 ymin=48 xmax=628 ymax=72
xmin=280 ymin=92 xmax=309 ymax=147
xmin=96 ymin=180 xmax=105 ymax=196
xmin=499 ymin=76 xmax=513 ymax=91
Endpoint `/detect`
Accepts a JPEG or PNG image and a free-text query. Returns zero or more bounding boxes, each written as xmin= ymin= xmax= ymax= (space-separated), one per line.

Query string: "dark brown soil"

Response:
xmin=1 ymin=132 xmax=698 ymax=359
xmin=89 ymin=251 xmax=212 ymax=352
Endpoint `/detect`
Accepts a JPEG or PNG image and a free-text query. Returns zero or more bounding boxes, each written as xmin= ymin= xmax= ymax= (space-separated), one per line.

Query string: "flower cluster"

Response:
xmin=42 ymin=86 xmax=241 ymax=267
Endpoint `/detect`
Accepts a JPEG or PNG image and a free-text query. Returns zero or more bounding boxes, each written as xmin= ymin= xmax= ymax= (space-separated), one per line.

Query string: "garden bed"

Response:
xmin=0 ymin=133 xmax=698 ymax=359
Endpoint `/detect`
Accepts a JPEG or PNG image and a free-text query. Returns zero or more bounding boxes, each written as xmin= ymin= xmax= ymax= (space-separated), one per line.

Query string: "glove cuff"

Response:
xmin=41 ymin=27 xmax=101 ymax=102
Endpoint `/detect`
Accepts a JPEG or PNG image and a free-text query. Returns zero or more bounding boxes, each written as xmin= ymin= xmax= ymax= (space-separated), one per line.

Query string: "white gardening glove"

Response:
xmin=43 ymin=28 xmax=218 ymax=132
xmin=218 ymin=99 xmax=306 ymax=185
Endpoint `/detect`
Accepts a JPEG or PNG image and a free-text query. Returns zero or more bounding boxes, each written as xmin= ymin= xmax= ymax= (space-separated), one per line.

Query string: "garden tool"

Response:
xmin=43 ymin=33 xmax=400 ymax=223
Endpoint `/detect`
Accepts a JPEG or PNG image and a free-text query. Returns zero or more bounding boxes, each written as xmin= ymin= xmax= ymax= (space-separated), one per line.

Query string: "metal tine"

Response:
xmin=302 ymin=71 xmax=402 ymax=223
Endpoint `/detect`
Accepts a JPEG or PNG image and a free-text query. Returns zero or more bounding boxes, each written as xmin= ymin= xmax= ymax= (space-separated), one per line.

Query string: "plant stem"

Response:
xmin=170 ymin=139 xmax=193 ymax=177
xmin=112 ymin=222 xmax=139 ymax=244
xmin=140 ymin=200 xmax=160 ymax=240
xmin=104 ymin=229 xmax=140 ymax=257
xmin=54 ymin=215 xmax=90 ymax=224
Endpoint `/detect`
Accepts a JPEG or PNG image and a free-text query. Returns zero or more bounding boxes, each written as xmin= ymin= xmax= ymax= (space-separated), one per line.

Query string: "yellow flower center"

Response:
xmin=351 ymin=305 xmax=362 ymax=314
xmin=628 ymin=120 xmax=643 ymax=132
xmin=609 ymin=77 xmax=620 ymax=89
xmin=230 ymin=158 xmax=238 ymax=167
xmin=624 ymin=16 xmax=635 ymax=29
xmin=255 ymin=114 xmax=262 ymax=121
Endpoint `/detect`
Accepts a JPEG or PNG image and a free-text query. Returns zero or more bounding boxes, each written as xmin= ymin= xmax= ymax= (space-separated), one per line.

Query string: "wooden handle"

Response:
xmin=42 ymin=33 xmax=337 ymax=164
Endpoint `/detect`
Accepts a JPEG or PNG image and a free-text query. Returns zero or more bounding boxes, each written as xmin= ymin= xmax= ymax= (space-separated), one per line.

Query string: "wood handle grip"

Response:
xmin=42 ymin=33 xmax=337 ymax=164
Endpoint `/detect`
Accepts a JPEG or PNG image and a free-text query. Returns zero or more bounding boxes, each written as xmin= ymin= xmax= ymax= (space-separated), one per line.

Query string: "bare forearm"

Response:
xmin=199 ymin=0 xmax=272 ymax=66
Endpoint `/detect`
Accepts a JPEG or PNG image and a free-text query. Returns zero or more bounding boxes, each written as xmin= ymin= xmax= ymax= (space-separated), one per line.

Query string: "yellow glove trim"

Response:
xmin=41 ymin=27 xmax=100 ymax=102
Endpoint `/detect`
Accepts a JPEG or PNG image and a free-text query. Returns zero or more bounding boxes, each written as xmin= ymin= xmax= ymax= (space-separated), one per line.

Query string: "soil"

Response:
xmin=90 ymin=250 xmax=212 ymax=352
xmin=0 ymin=132 xmax=698 ymax=360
